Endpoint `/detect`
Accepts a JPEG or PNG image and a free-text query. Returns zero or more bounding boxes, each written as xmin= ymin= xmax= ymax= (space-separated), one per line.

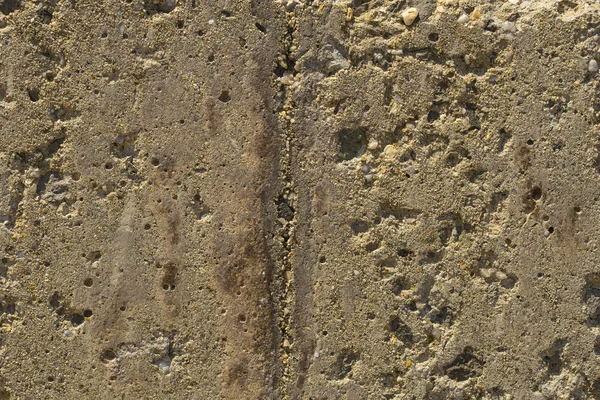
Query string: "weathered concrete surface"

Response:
xmin=1 ymin=0 xmax=600 ymax=399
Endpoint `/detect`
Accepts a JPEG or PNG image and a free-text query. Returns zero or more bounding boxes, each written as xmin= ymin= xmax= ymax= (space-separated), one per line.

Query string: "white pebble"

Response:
xmin=480 ymin=268 xmax=492 ymax=279
xmin=502 ymin=21 xmax=516 ymax=32
xmin=208 ymin=19 xmax=215 ymax=25
xmin=365 ymin=174 xmax=374 ymax=183
xmin=457 ymin=14 xmax=470 ymax=24
xmin=451 ymin=226 xmax=458 ymax=238
xmin=279 ymin=73 xmax=293 ymax=85
xmin=155 ymin=359 xmax=171 ymax=372
xmin=368 ymin=140 xmax=379 ymax=150
xmin=401 ymin=7 xmax=419 ymax=26
xmin=589 ymin=59 xmax=598 ymax=73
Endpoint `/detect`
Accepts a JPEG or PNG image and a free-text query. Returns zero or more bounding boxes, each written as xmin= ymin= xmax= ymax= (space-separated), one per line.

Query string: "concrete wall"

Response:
xmin=1 ymin=0 xmax=600 ymax=399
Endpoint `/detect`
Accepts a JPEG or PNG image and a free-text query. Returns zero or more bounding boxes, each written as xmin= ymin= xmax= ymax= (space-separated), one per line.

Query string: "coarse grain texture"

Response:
xmin=1 ymin=0 xmax=600 ymax=399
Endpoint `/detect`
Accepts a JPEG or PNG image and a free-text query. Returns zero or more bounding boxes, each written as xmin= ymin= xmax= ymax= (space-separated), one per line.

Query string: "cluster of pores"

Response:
xmin=400 ymin=7 xmax=599 ymax=75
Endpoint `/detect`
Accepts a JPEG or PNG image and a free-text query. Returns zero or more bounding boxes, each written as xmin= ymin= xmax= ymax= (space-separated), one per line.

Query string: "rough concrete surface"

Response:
xmin=1 ymin=0 xmax=600 ymax=399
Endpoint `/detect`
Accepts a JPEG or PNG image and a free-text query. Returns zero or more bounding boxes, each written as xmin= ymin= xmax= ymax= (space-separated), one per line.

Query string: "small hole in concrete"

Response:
xmin=28 ymin=88 xmax=40 ymax=102
xmin=255 ymin=22 xmax=266 ymax=33
xmin=338 ymin=128 xmax=367 ymax=161
xmin=531 ymin=186 xmax=542 ymax=201
xmin=428 ymin=33 xmax=439 ymax=42
xmin=0 ymin=0 xmax=21 ymax=16
xmin=104 ymin=162 xmax=113 ymax=170
xmin=218 ymin=90 xmax=231 ymax=103
xmin=38 ymin=9 xmax=52 ymax=23
xmin=548 ymin=227 xmax=554 ymax=234
xmin=391 ymin=276 xmax=407 ymax=295
xmin=427 ymin=110 xmax=440 ymax=122
xmin=366 ymin=241 xmax=379 ymax=252
xmin=350 ymin=220 xmax=369 ymax=234
xmin=501 ymin=276 xmax=517 ymax=289
xmin=71 ymin=313 xmax=85 ymax=326
xmin=101 ymin=349 xmax=117 ymax=362
xmin=397 ymin=248 xmax=413 ymax=258
xmin=151 ymin=157 xmax=160 ymax=166
xmin=144 ymin=223 xmax=151 ymax=230
xmin=143 ymin=0 xmax=175 ymax=14
xmin=83 ymin=309 xmax=93 ymax=318
xmin=83 ymin=278 xmax=93 ymax=287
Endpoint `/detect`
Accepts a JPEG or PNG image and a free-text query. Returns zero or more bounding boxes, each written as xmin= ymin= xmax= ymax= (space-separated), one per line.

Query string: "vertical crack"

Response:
xmin=273 ymin=4 xmax=299 ymax=399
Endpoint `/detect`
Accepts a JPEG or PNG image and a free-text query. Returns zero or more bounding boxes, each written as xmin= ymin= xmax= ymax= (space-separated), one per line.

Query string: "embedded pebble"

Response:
xmin=457 ymin=14 xmax=470 ymax=24
xmin=368 ymin=140 xmax=379 ymax=150
xmin=502 ymin=21 xmax=516 ymax=32
xmin=280 ymin=73 xmax=294 ymax=85
xmin=589 ymin=59 xmax=598 ymax=73
xmin=401 ymin=8 xmax=419 ymax=26
xmin=155 ymin=359 xmax=171 ymax=372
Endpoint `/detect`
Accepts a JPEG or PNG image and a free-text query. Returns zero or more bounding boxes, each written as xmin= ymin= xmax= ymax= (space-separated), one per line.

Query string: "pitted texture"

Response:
xmin=0 ymin=0 xmax=600 ymax=399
